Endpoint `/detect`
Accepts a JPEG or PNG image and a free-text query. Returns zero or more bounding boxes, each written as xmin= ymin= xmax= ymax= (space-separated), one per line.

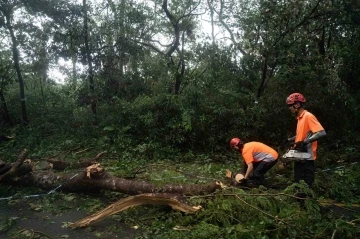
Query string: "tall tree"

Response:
xmin=0 ymin=52 xmax=13 ymax=125
xmin=83 ymin=0 xmax=96 ymax=115
xmin=0 ymin=0 xmax=28 ymax=125
xmin=134 ymin=0 xmax=200 ymax=94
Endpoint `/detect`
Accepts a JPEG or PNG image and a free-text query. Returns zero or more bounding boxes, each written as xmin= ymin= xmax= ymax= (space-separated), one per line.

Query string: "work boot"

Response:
xmin=245 ymin=179 xmax=264 ymax=188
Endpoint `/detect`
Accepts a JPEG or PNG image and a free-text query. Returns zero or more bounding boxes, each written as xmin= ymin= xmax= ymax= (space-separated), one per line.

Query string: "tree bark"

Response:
xmin=256 ymin=57 xmax=268 ymax=100
xmin=162 ymin=0 xmax=180 ymax=57
xmin=174 ymin=35 xmax=185 ymax=95
xmin=83 ymin=0 xmax=96 ymax=116
xmin=0 ymin=150 xmax=222 ymax=196
xmin=17 ymin=168 xmax=222 ymax=196
xmin=0 ymin=88 xmax=12 ymax=125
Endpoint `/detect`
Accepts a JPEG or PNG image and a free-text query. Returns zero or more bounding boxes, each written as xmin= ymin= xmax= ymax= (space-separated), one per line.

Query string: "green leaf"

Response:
xmin=103 ymin=126 xmax=116 ymax=131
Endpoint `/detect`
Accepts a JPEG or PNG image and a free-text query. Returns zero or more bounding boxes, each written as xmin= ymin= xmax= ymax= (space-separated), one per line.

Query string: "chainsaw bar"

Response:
xmin=282 ymin=149 xmax=312 ymax=162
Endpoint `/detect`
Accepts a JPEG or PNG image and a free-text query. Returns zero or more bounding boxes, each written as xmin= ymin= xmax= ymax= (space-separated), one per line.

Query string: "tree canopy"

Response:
xmin=0 ymin=0 xmax=359 ymax=238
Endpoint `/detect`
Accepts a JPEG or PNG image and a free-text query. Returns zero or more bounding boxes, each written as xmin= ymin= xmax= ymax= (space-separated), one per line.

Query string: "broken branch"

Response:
xmin=70 ymin=193 xmax=201 ymax=228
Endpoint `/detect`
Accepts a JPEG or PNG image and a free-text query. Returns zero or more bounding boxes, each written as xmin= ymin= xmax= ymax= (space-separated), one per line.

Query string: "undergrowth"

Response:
xmin=0 ymin=136 xmax=359 ymax=238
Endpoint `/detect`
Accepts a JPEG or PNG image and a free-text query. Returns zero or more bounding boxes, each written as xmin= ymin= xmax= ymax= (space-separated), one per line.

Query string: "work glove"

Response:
xmin=294 ymin=141 xmax=308 ymax=152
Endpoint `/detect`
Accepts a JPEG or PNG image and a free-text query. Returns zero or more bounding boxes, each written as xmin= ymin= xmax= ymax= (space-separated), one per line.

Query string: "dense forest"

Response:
xmin=0 ymin=0 xmax=359 ymax=238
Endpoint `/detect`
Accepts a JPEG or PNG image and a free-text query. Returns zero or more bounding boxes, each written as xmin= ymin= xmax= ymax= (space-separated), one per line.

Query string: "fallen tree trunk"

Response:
xmin=1 ymin=150 xmax=225 ymax=231
xmin=70 ymin=193 xmax=202 ymax=228
xmin=1 ymin=150 xmax=222 ymax=195
xmin=1 ymin=149 xmax=223 ymax=227
xmin=10 ymin=163 xmax=223 ymax=196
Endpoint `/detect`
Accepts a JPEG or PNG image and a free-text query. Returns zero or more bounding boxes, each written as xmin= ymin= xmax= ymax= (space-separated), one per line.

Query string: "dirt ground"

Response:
xmin=0 ymin=198 xmax=141 ymax=239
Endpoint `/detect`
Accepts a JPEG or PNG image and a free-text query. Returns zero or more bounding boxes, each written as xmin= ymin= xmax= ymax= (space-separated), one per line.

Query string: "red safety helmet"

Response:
xmin=230 ymin=138 xmax=241 ymax=147
xmin=286 ymin=93 xmax=306 ymax=105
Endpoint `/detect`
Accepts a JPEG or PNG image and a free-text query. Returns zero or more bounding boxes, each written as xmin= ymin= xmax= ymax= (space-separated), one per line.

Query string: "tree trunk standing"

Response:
xmin=0 ymin=88 xmax=12 ymax=125
xmin=72 ymin=53 xmax=77 ymax=89
xmin=69 ymin=14 xmax=79 ymax=91
xmin=174 ymin=33 xmax=186 ymax=95
xmin=162 ymin=0 xmax=185 ymax=94
xmin=174 ymin=60 xmax=185 ymax=95
xmin=39 ymin=39 xmax=48 ymax=99
xmin=3 ymin=8 xmax=28 ymax=125
xmin=70 ymin=32 xmax=77 ymax=90
xmin=256 ymin=57 xmax=276 ymax=101
xmin=162 ymin=0 xmax=180 ymax=58
xmin=83 ymin=0 xmax=96 ymax=116
xmin=118 ymin=0 xmax=125 ymax=78
xmin=207 ymin=0 xmax=216 ymax=45
xmin=256 ymin=57 xmax=268 ymax=101
xmin=105 ymin=0 xmax=123 ymax=96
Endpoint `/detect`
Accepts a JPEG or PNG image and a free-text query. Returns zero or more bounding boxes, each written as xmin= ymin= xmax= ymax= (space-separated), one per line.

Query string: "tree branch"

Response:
xmin=162 ymin=0 xmax=180 ymax=57
xmin=0 ymin=149 xmax=29 ymax=181
xmin=133 ymin=39 xmax=166 ymax=55
xmin=273 ymin=0 xmax=323 ymax=46
xmin=70 ymin=193 xmax=201 ymax=228
xmin=215 ymin=0 xmax=247 ymax=55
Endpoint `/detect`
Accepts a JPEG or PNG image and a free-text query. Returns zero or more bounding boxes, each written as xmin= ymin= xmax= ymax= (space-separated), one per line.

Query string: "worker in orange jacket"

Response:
xmin=282 ymin=93 xmax=326 ymax=186
xmin=229 ymin=138 xmax=278 ymax=185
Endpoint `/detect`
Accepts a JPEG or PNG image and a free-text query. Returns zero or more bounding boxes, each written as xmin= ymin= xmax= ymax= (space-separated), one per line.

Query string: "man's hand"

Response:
xmin=294 ymin=141 xmax=307 ymax=152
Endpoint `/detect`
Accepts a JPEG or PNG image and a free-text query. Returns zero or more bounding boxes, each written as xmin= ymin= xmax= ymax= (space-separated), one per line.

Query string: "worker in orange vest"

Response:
xmin=229 ymin=138 xmax=278 ymax=185
xmin=282 ymin=93 xmax=326 ymax=186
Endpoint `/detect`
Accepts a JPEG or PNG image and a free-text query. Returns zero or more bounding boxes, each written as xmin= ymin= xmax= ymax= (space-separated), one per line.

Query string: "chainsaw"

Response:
xmin=281 ymin=149 xmax=312 ymax=163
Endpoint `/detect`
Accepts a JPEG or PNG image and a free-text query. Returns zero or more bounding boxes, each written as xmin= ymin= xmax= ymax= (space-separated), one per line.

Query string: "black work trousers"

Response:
xmin=241 ymin=160 xmax=278 ymax=181
xmin=294 ymin=160 xmax=315 ymax=186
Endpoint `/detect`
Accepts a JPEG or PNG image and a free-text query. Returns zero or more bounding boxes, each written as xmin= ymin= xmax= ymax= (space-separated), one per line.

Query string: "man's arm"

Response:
xmin=288 ymin=136 xmax=296 ymax=142
xmin=244 ymin=162 xmax=253 ymax=179
xmin=304 ymin=130 xmax=326 ymax=144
